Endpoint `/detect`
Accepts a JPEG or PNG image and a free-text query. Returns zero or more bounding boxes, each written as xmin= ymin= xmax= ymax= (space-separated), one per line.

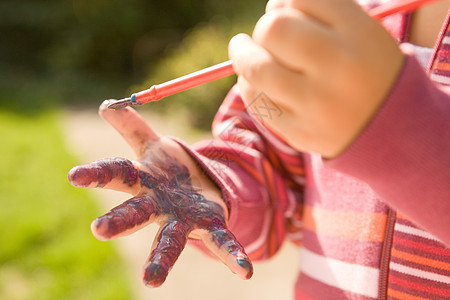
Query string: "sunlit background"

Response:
xmin=0 ymin=0 xmax=299 ymax=299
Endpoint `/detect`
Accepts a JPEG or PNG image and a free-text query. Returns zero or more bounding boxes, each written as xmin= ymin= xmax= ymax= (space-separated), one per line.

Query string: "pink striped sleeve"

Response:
xmin=176 ymin=86 xmax=304 ymax=260
xmin=326 ymin=49 xmax=450 ymax=247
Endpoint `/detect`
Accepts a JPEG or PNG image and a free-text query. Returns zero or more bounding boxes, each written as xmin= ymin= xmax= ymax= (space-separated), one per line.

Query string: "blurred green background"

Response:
xmin=0 ymin=0 xmax=264 ymax=299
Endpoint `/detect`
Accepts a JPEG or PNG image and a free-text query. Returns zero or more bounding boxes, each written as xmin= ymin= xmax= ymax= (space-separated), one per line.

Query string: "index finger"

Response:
xmin=283 ymin=0 xmax=362 ymax=26
xmin=228 ymin=33 xmax=306 ymax=108
xmin=266 ymin=0 xmax=286 ymax=12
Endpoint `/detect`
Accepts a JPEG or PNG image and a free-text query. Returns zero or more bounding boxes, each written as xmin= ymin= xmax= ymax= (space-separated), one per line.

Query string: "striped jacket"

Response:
xmin=180 ymin=1 xmax=450 ymax=299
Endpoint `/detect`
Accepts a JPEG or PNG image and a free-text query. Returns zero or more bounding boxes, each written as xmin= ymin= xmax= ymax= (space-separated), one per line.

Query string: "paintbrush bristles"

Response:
xmin=107 ymin=98 xmax=135 ymax=110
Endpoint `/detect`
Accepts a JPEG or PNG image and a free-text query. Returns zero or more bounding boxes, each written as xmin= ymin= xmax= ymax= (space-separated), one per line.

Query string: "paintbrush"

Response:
xmin=108 ymin=0 xmax=439 ymax=110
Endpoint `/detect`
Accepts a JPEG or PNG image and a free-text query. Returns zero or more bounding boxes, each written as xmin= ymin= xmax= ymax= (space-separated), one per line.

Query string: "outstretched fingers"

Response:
xmin=99 ymin=100 xmax=160 ymax=157
xmin=202 ymin=219 xmax=253 ymax=280
xmin=142 ymin=221 xmax=191 ymax=287
xmin=68 ymin=157 xmax=141 ymax=194
xmin=91 ymin=195 xmax=158 ymax=240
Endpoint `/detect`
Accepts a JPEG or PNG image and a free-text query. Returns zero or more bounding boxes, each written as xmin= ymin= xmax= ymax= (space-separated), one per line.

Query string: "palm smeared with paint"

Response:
xmin=68 ymin=100 xmax=253 ymax=287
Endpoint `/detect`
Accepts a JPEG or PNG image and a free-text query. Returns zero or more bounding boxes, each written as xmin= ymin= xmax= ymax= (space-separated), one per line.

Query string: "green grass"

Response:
xmin=0 ymin=109 xmax=133 ymax=300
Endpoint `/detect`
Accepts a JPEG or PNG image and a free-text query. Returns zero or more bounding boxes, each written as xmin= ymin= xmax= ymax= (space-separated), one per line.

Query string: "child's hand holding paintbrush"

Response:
xmin=108 ymin=0 xmax=439 ymax=158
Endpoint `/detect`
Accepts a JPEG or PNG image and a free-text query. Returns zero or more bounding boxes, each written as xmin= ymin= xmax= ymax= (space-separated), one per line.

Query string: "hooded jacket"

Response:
xmin=176 ymin=1 xmax=450 ymax=298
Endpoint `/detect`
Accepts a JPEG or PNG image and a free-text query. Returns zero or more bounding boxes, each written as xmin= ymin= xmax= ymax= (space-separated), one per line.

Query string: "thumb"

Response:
xmin=99 ymin=100 xmax=161 ymax=157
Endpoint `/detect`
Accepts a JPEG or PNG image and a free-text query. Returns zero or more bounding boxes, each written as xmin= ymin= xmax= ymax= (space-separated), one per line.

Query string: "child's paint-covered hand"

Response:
xmin=229 ymin=0 xmax=405 ymax=158
xmin=68 ymin=101 xmax=253 ymax=287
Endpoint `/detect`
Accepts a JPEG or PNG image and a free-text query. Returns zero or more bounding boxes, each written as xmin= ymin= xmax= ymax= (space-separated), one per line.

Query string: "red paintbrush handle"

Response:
xmin=132 ymin=60 xmax=235 ymax=104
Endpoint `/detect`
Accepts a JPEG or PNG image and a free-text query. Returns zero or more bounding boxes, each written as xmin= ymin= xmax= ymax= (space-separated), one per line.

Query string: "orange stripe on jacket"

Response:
xmin=303 ymin=205 xmax=387 ymax=242
xmin=391 ymin=248 xmax=450 ymax=271
xmin=431 ymin=61 xmax=450 ymax=71
xmin=387 ymin=288 xmax=428 ymax=300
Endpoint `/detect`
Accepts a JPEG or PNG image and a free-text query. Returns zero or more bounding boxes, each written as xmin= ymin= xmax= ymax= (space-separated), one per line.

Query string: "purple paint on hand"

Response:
xmin=69 ymin=148 xmax=253 ymax=287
